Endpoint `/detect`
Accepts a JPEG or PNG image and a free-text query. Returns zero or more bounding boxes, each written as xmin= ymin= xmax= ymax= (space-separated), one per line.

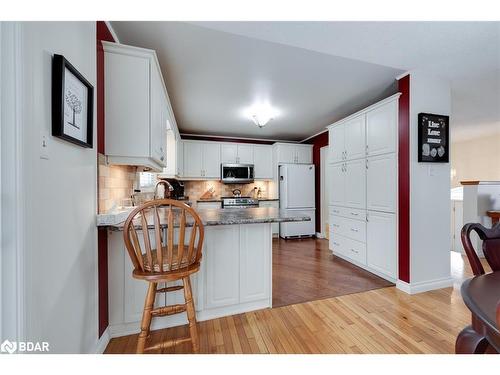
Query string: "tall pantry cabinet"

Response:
xmin=328 ymin=94 xmax=400 ymax=282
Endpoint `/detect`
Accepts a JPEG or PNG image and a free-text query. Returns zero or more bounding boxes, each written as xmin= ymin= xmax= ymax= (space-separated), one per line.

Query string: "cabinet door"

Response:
xmin=328 ymin=163 xmax=345 ymax=206
xmin=344 ymin=159 xmax=366 ymax=209
xmin=367 ymin=211 xmax=397 ymax=279
xmin=276 ymin=144 xmax=296 ymax=164
xmin=205 ymin=225 xmax=240 ymax=309
xmin=237 ymin=144 xmax=254 ymax=164
xmin=221 ymin=143 xmax=238 ymax=163
xmin=366 ymin=100 xmax=397 ymax=156
xmin=328 ymin=124 xmax=345 ymax=163
xmin=149 ymin=65 xmax=167 ymax=166
xmin=202 ymin=142 xmax=221 ymax=178
xmin=176 ymin=139 xmax=183 ymax=177
xmin=344 ymin=115 xmax=366 ymax=161
xmin=259 ymin=200 xmax=279 ymax=234
xmin=104 ymin=51 xmax=150 ymax=158
xmin=253 ymin=145 xmax=273 ymax=179
xmin=240 ymin=224 xmax=271 ymax=303
xmin=367 ymin=153 xmax=396 ymax=213
xmin=183 ymin=141 xmax=203 ymax=177
xmin=295 ymin=146 xmax=312 ymax=164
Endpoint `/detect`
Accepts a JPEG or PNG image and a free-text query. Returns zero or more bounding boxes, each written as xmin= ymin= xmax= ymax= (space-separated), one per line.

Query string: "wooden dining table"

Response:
xmin=456 ymin=271 xmax=500 ymax=354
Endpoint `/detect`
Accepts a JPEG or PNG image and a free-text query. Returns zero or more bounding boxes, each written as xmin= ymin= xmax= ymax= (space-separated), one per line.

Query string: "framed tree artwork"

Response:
xmin=52 ymin=54 xmax=94 ymax=148
xmin=418 ymin=112 xmax=449 ymax=163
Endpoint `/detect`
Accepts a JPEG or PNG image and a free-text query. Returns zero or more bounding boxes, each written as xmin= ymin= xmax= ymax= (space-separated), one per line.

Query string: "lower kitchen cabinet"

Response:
xmin=329 ymin=205 xmax=397 ymax=282
xmin=259 ymin=200 xmax=279 ymax=235
xmin=107 ymin=223 xmax=272 ymax=337
xmin=366 ymin=210 xmax=397 ymax=280
xmin=204 ymin=225 xmax=240 ymax=308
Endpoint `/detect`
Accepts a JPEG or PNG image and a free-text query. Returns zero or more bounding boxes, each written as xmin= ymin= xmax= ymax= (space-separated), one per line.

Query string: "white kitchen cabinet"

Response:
xmin=203 ymin=142 xmax=222 ymax=178
xmin=221 ymin=143 xmax=254 ymax=164
xmin=344 ymin=115 xmax=366 ymax=161
xmin=253 ymin=145 xmax=273 ymax=179
xmin=103 ymin=42 xmax=173 ymax=172
xmin=176 ymin=138 xmax=184 ymax=177
xmin=274 ymin=143 xmax=313 ymax=164
xmin=259 ymin=200 xmax=280 ymax=235
xmin=344 ymin=159 xmax=366 ymax=209
xmin=182 ymin=141 xmax=221 ymax=179
xmin=183 ymin=141 xmax=203 ymax=178
xmin=328 ymin=114 xmax=365 ymax=163
xmin=239 ymin=224 xmax=271 ymax=303
xmin=205 ymin=225 xmax=240 ymax=309
xmin=295 ymin=144 xmax=313 ymax=164
xmin=328 ymin=123 xmax=345 ymax=163
xmin=367 ymin=211 xmax=397 ymax=280
xmin=366 ymin=100 xmax=397 ymax=157
xmin=328 ymin=163 xmax=345 ymax=206
xmin=366 ymin=153 xmax=397 ymax=213
xmin=221 ymin=144 xmax=238 ymax=164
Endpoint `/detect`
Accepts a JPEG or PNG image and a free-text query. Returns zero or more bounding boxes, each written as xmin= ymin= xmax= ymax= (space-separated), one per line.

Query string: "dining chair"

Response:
xmin=461 ymin=223 xmax=500 ymax=276
xmin=123 ymin=199 xmax=205 ymax=353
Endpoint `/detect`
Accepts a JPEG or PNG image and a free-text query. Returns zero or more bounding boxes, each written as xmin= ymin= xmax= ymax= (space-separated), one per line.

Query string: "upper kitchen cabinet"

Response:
xmin=274 ymin=143 xmax=313 ymax=164
xmin=183 ymin=141 xmax=221 ymax=179
xmin=221 ymin=143 xmax=254 ymax=164
xmin=103 ymin=42 xmax=174 ymax=172
xmin=366 ymin=99 xmax=398 ymax=157
xmin=328 ymin=114 xmax=366 ymax=163
xmin=253 ymin=145 xmax=273 ymax=179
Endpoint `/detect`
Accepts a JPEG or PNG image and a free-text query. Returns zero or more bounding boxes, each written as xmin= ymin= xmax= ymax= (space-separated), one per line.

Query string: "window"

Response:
xmin=139 ymin=172 xmax=155 ymax=188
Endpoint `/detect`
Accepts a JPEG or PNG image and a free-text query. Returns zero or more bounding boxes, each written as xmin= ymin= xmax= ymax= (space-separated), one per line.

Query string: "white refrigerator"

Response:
xmin=279 ymin=164 xmax=316 ymax=238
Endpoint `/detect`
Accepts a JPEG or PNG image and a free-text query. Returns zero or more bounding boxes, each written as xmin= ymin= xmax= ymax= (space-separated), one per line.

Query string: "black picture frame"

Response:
xmin=52 ymin=54 xmax=94 ymax=148
xmin=418 ymin=112 xmax=449 ymax=163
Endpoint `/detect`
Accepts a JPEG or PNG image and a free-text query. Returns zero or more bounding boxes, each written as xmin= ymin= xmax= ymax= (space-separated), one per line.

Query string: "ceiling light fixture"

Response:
xmin=243 ymin=102 xmax=279 ymax=128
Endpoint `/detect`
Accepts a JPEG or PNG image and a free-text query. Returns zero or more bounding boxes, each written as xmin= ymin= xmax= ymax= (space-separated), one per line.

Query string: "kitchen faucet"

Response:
xmin=154 ymin=180 xmax=174 ymax=200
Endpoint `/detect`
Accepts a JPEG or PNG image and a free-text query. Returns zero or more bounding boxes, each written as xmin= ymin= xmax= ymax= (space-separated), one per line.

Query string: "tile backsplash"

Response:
xmin=98 ymin=154 xmax=137 ymax=213
xmin=184 ymin=179 xmax=275 ymax=201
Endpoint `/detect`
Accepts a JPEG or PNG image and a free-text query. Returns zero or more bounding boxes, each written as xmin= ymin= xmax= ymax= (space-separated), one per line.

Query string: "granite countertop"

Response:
xmin=100 ymin=207 xmax=310 ymax=231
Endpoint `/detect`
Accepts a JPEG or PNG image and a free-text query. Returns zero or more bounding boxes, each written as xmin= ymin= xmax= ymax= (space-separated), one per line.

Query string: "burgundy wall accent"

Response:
xmin=181 ymin=134 xmax=275 ymax=145
xmin=304 ymin=132 xmax=329 ymax=233
xmin=96 ymin=21 xmax=115 ymax=337
xmin=398 ymin=75 xmax=410 ymax=283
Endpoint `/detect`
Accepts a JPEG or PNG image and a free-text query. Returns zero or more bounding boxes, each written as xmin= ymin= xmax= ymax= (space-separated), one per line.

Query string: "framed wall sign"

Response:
xmin=52 ymin=54 xmax=94 ymax=148
xmin=418 ymin=112 xmax=449 ymax=163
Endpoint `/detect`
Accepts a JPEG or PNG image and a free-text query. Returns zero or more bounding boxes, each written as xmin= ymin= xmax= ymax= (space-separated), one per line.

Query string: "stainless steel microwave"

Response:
xmin=220 ymin=164 xmax=254 ymax=184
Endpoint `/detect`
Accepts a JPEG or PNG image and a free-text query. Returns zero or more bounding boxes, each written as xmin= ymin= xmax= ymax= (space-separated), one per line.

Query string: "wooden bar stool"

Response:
xmin=123 ymin=199 xmax=204 ymax=353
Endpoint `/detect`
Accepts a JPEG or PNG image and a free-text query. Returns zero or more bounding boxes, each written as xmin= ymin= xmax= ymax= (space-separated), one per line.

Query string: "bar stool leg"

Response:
xmin=183 ymin=276 xmax=199 ymax=353
xmin=137 ymin=282 xmax=157 ymax=354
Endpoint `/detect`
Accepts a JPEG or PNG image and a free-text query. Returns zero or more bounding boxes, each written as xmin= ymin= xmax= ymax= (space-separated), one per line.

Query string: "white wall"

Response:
xmin=20 ymin=22 xmax=98 ymax=353
xmin=409 ymin=70 xmax=452 ymax=289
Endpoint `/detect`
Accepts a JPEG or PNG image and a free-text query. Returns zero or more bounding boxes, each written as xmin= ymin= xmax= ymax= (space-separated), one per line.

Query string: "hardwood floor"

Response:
xmin=272 ymin=238 xmax=393 ymax=307
xmin=104 ymin=243 xmax=484 ymax=354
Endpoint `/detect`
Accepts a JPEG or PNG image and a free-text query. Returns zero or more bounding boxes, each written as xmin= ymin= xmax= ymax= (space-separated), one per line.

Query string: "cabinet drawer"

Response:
xmin=329 ymin=232 xmax=348 ymax=256
xmin=344 ymin=237 xmax=367 ymax=265
xmin=342 ymin=217 xmax=366 ymax=243
xmin=330 ymin=214 xmax=366 ymax=243
xmin=330 ymin=206 xmax=366 ymax=222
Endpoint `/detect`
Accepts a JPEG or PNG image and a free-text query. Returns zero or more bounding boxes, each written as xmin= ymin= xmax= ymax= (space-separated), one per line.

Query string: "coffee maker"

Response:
xmin=163 ymin=179 xmax=185 ymax=200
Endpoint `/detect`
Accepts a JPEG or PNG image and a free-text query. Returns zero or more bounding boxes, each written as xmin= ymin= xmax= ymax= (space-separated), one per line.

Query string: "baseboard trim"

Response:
xmin=95 ymin=327 xmax=111 ymax=353
xmin=396 ymin=276 xmax=454 ymax=295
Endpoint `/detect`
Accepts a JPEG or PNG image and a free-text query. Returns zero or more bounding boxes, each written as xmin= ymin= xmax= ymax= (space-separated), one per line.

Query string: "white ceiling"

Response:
xmin=112 ymin=21 xmax=500 ymax=142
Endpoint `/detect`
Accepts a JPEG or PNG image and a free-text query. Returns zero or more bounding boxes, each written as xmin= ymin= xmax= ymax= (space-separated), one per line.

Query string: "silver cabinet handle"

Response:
xmin=333 ymin=241 xmax=340 ymax=246
xmin=350 ymin=248 xmax=359 ymax=254
xmin=350 ymin=228 xmax=359 ymax=232
xmin=350 ymin=212 xmax=359 ymax=216
xmin=332 ymin=224 xmax=340 ymax=228
xmin=332 ymin=209 xmax=339 ymax=213
xmin=366 ymin=159 xmax=368 ymax=169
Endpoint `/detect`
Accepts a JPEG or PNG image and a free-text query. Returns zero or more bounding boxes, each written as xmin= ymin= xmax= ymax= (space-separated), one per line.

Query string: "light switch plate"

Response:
xmin=40 ymin=131 xmax=49 ymax=160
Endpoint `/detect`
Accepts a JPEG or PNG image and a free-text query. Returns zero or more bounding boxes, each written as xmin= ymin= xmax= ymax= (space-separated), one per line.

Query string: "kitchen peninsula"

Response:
xmin=98 ymin=207 xmax=311 ymax=338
